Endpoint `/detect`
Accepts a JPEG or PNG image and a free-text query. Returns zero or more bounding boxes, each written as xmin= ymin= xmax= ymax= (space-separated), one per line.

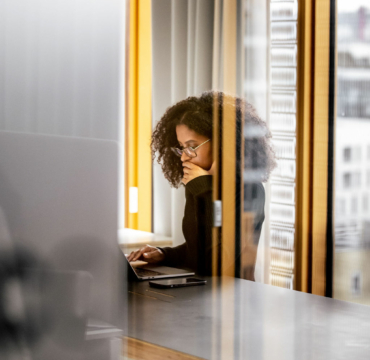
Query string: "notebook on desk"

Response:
xmin=126 ymin=256 xmax=194 ymax=281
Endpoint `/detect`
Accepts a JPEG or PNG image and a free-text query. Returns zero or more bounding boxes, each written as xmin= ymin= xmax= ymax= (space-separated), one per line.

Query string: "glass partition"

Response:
xmin=334 ymin=0 xmax=370 ymax=305
xmin=243 ymin=0 xmax=298 ymax=288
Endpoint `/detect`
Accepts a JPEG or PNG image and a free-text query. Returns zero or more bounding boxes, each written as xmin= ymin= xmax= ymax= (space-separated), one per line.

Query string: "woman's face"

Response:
xmin=175 ymin=124 xmax=213 ymax=170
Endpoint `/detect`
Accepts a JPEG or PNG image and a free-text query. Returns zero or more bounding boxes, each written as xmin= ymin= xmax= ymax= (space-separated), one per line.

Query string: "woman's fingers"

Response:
xmin=128 ymin=245 xmax=165 ymax=264
xmin=142 ymin=251 xmax=157 ymax=260
xmin=182 ymin=161 xmax=192 ymax=169
xmin=128 ymin=249 xmax=143 ymax=261
xmin=183 ymin=162 xmax=202 ymax=170
xmin=182 ymin=161 xmax=209 ymax=185
xmin=143 ymin=248 xmax=165 ymax=263
xmin=129 ymin=245 xmax=155 ymax=262
xmin=132 ymin=245 xmax=152 ymax=261
xmin=128 ymin=249 xmax=141 ymax=262
xmin=183 ymin=161 xmax=205 ymax=174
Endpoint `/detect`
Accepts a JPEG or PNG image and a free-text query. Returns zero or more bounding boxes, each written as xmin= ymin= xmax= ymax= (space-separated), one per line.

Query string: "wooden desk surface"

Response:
xmin=124 ymin=277 xmax=370 ymax=360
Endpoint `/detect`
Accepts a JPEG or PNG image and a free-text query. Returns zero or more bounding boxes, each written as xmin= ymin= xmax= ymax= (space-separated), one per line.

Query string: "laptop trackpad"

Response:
xmin=140 ymin=264 xmax=192 ymax=275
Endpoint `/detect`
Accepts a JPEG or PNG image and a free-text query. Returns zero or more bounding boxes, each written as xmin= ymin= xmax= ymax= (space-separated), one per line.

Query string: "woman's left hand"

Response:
xmin=181 ymin=161 xmax=215 ymax=185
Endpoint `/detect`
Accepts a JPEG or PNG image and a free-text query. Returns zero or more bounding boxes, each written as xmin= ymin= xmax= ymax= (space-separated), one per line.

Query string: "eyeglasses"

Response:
xmin=171 ymin=139 xmax=210 ymax=158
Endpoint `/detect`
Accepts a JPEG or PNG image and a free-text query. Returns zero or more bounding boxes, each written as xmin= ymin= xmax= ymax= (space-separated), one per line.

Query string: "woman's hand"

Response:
xmin=182 ymin=161 xmax=215 ymax=185
xmin=127 ymin=245 xmax=165 ymax=264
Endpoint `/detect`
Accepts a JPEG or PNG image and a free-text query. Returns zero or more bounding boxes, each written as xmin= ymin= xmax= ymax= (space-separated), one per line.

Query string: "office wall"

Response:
xmin=0 ymin=0 xmax=122 ymax=141
xmin=0 ymin=0 xmax=126 ymax=228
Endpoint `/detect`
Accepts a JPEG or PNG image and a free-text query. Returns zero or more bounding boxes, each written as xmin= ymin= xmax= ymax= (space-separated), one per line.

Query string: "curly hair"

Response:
xmin=151 ymin=91 xmax=276 ymax=188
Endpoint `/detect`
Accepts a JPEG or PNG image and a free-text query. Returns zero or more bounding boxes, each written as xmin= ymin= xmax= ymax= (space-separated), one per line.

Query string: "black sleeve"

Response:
xmin=239 ymin=182 xmax=265 ymax=281
xmin=186 ymin=175 xmax=214 ymax=276
xmin=159 ymin=175 xmax=214 ymax=273
xmin=252 ymin=183 xmax=265 ymax=247
xmin=244 ymin=182 xmax=265 ymax=246
xmin=157 ymin=242 xmax=188 ymax=268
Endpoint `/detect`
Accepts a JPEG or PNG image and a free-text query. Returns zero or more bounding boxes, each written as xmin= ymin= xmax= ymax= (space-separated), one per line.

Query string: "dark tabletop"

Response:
xmin=124 ymin=277 xmax=370 ymax=360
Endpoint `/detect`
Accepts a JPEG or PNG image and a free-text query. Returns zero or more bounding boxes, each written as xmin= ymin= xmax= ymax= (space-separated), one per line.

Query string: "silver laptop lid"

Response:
xmin=0 ymin=130 xmax=123 ymax=325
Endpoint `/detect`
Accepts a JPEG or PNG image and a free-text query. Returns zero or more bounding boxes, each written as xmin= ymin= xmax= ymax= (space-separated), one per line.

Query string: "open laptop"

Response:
xmin=126 ymin=257 xmax=194 ymax=280
xmin=0 ymin=130 xmax=124 ymax=327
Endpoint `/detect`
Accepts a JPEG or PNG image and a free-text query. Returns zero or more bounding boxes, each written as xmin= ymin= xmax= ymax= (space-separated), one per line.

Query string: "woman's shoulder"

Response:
xmin=255 ymin=182 xmax=265 ymax=198
xmin=244 ymin=181 xmax=265 ymax=196
xmin=244 ymin=182 xmax=265 ymax=213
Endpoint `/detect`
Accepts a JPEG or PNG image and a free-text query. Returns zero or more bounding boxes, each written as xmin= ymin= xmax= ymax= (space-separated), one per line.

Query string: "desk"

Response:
xmin=124 ymin=277 xmax=370 ymax=360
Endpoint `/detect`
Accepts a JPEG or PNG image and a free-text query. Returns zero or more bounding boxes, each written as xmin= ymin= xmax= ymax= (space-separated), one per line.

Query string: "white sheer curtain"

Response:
xmin=152 ymin=0 xmax=245 ymax=246
xmin=152 ymin=0 xmax=215 ymax=245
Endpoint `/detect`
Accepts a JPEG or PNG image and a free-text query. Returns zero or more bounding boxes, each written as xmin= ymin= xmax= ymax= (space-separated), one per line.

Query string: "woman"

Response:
xmin=127 ymin=91 xmax=276 ymax=278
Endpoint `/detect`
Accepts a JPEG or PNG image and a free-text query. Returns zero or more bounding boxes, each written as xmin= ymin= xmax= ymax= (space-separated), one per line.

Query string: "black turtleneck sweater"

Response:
xmin=159 ymin=175 xmax=265 ymax=277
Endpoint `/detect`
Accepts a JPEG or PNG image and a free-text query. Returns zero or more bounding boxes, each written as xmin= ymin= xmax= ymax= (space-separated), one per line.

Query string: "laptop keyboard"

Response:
xmin=134 ymin=267 xmax=163 ymax=277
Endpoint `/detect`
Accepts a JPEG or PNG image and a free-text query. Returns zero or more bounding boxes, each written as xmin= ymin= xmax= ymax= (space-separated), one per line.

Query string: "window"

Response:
xmin=264 ymin=0 xmax=298 ymax=289
xmin=351 ymin=272 xmax=362 ymax=296
xmin=343 ymin=147 xmax=351 ymax=162
xmin=343 ymin=173 xmax=351 ymax=188
xmin=334 ymin=0 xmax=370 ymax=307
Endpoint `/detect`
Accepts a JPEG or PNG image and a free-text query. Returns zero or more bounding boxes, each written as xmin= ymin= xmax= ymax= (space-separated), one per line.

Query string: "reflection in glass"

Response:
xmin=268 ymin=0 xmax=298 ymax=289
xmin=271 ymin=22 xmax=297 ymax=42
xmin=334 ymin=1 xmax=370 ymax=305
xmin=244 ymin=0 xmax=298 ymax=288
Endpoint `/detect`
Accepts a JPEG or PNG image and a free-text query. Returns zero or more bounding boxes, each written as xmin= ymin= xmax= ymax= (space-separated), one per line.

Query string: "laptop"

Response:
xmin=0 ymin=130 xmax=124 ymax=327
xmin=126 ymin=257 xmax=194 ymax=280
